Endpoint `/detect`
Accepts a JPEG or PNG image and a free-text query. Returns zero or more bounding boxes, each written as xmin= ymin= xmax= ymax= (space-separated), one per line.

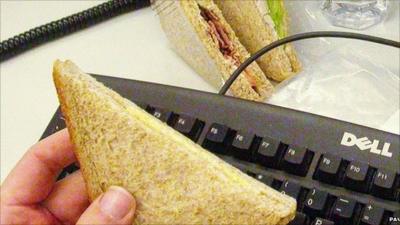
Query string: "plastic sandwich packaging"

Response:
xmin=268 ymin=1 xmax=399 ymax=135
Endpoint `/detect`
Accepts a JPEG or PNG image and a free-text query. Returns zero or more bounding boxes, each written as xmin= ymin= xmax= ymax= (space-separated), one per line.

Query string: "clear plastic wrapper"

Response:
xmin=268 ymin=1 xmax=399 ymax=134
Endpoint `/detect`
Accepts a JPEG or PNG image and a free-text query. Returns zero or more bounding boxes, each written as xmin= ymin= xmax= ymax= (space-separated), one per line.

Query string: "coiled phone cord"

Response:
xmin=0 ymin=0 xmax=151 ymax=62
xmin=1 ymin=2 xmax=399 ymax=95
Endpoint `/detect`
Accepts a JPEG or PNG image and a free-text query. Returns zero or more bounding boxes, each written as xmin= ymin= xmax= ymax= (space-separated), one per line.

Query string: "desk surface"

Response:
xmin=1 ymin=1 xmax=399 ymax=182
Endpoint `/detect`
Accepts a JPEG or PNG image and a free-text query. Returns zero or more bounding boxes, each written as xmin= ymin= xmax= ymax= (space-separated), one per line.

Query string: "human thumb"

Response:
xmin=76 ymin=186 xmax=135 ymax=225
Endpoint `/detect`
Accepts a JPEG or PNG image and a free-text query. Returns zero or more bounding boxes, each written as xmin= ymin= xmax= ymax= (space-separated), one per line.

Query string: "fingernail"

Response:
xmin=100 ymin=186 xmax=134 ymax=219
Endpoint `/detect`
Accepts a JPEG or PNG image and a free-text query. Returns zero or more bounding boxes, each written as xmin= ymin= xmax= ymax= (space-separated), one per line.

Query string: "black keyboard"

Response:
xmin=41 ymin=75 xmax=400 ymax=225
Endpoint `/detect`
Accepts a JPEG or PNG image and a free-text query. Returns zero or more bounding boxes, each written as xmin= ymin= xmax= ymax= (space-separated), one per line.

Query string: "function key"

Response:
xmin=359 ymin=204 xmax=385 ymax=225
xmin=331 ymin=196 xmax=358 ymax=225
xmin=289 ymin=212 xmax=309 ymax=225
xmin=202 ymin=123 xmax=231 ymax=154
xmin=311 ymin=218 xmax=335 ymax=225
xmin=343 ymin=161 xmax=374 ymax=193
xmin=146 ymin=106 xmax=175 ymax=125
xmin=172 ymin=114 xmax=204 ymax=141
xmin=279 ymin=180 xmax=303 ymax=202
xmin=313 ymin=154 xmax=345 ymax=185
xmin=371 ymin=168 xmax=398 ymax=201
xmin=256 ymin=136 xmax=285 ymax=168
xmin=229 ymin=131 xmax=256 ymax=161
xmin=303 ymin=188 xmax=330 ymax=219
xmin=282 ymin=146 xmax=314 ymax=177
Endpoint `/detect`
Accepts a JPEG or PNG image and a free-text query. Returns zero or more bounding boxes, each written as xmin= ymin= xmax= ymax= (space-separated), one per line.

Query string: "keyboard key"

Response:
xmin=146 ymin=106 xmax=175 ymax=125
xmin=314 ymin=154 xmax=345 ymax=185
xmin=282 ymin=146 xmax=314 ymax=176
xmin=331 ymin=197 xmax=357 ymax=225
xmin=173 ymin=114 xmax=204 ymax=141
xmin=51 ymin=114 xmax=66 ymax=134
xmin=253 ymin=173 xmax=275 ymax=187
xmin=343 ymin=161 xmax=374 ymax=193
xmin=246 ymin=170 xmax=257 ymax=177
xmin=247 ymin=173 xmax=282 ymax=190
xmin=256 ymin=137 xmax=285 ymax=168
xmin=371 ymin=168 xmax=398 ymax=200
xmin=279 ymin=180 xmax=302 ymax=201
xmin=229 ymin=131 xmax=256 ymax=161
xmin=311 ymin=218 xmax=334 ymax=225
xmin=135 ymin=102 xmax=148 ymax=109
xmin=202 ymin=123 xmax=231 ymax=154
xmin=360 ymin=204 xmax=385 ymax=225
xmin=303 ymin=188 xmax=330 ymax=219
xmin=271 ymin=178 xmax=283 ymax=190
xmin=289 ymin=212 xmax=309 ymax=225
xmin=57 ymin=171 xmax=69 ymax=180
xmin=57 ymin=163 xmax=79 ymax=180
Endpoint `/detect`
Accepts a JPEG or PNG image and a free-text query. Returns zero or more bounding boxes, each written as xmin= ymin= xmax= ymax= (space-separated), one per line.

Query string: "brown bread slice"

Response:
xmin=158 ymin=0 xmax=274 ymax=101
xmin=214 ymin=0 xmax=301 ymax=82
xmin=53 ymin=60 xmax=296 ymax=225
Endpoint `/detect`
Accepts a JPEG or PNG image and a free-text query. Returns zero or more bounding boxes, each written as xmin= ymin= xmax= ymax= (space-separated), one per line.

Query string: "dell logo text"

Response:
xmin=340 ymin=132 xmax=392 ymax=158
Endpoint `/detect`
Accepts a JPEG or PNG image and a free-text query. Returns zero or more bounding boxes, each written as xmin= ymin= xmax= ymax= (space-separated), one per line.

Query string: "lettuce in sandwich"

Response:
xmin=267 ymin=0 xmax=288 ymax=38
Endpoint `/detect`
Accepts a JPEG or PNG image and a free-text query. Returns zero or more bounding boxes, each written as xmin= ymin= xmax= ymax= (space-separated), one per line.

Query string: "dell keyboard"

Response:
xmin=40 ymin=75 xmax=400 ymax=225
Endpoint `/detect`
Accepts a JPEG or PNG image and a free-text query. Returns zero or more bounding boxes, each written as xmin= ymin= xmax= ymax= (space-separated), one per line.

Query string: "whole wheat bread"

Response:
xmin=214 ymin=0 xmax=301 ymax=82
xmin=158 ymin=0 xmax=274 ymax=101
xmin=53 ymin=60 xmax=296 ymax=225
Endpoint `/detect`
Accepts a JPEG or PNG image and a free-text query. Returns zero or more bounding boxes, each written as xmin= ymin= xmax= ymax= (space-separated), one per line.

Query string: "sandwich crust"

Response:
xmin=158 ymin=0 xmax=274 ymax=101
xmin=53 ymin=60 xmax=296 ymax=225
xmin=214 ymin=0 xmax=301 ymax=81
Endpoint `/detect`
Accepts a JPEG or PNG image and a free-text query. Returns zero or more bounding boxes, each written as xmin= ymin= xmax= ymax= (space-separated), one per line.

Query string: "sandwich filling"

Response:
xmin=266 ymin=0 xmax=287 ymax=38
xmin=198 ymin=6 xmax=259 ymax=94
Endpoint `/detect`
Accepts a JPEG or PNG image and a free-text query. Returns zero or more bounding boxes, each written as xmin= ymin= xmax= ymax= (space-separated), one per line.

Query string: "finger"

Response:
xmin=0 ymin=204 xmax=61 ymax=225
xmin=2 ymin=129 xmax=76 ymax=205
xmin=76 ymin=186 xmax=135 ymax=225
xmin=42 ymin=171 xmax=89 ymax=225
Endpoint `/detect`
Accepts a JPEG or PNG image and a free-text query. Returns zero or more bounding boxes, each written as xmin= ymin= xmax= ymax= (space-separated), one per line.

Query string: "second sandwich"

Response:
xmin=215 ymin=0 xmax=301 ymax=82
xmin=158 ymin=0 xmax=274 ymax=101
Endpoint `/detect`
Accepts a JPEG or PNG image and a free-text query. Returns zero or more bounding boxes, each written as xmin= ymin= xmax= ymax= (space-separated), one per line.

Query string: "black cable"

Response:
xmin=219 ymin=31 xmax=400 ymax=95
xmin=0 ymin=0 xmax=151 ymax=63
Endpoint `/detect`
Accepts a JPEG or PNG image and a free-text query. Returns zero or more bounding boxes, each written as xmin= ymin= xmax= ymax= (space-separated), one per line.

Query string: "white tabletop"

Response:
xmin=1 ymin=1 xmax=399 ymax=182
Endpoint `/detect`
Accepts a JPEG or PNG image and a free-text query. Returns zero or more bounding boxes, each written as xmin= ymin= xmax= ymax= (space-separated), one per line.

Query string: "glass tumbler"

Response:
xmin=321 ymin=0 xmax=388 ymax=30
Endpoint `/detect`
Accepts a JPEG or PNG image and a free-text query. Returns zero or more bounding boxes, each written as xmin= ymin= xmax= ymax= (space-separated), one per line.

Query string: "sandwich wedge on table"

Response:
xmin=53 ymin=60 xmax=296 ymax=224
xmin=214 ymin=0 xmax=301 ymax=81
xmin=157 ymin=0 xmax=274 ymax=101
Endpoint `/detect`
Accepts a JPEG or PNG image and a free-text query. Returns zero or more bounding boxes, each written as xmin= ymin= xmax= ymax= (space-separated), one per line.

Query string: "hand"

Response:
xmin=1 ymin=129 xmax=136 ymax=225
